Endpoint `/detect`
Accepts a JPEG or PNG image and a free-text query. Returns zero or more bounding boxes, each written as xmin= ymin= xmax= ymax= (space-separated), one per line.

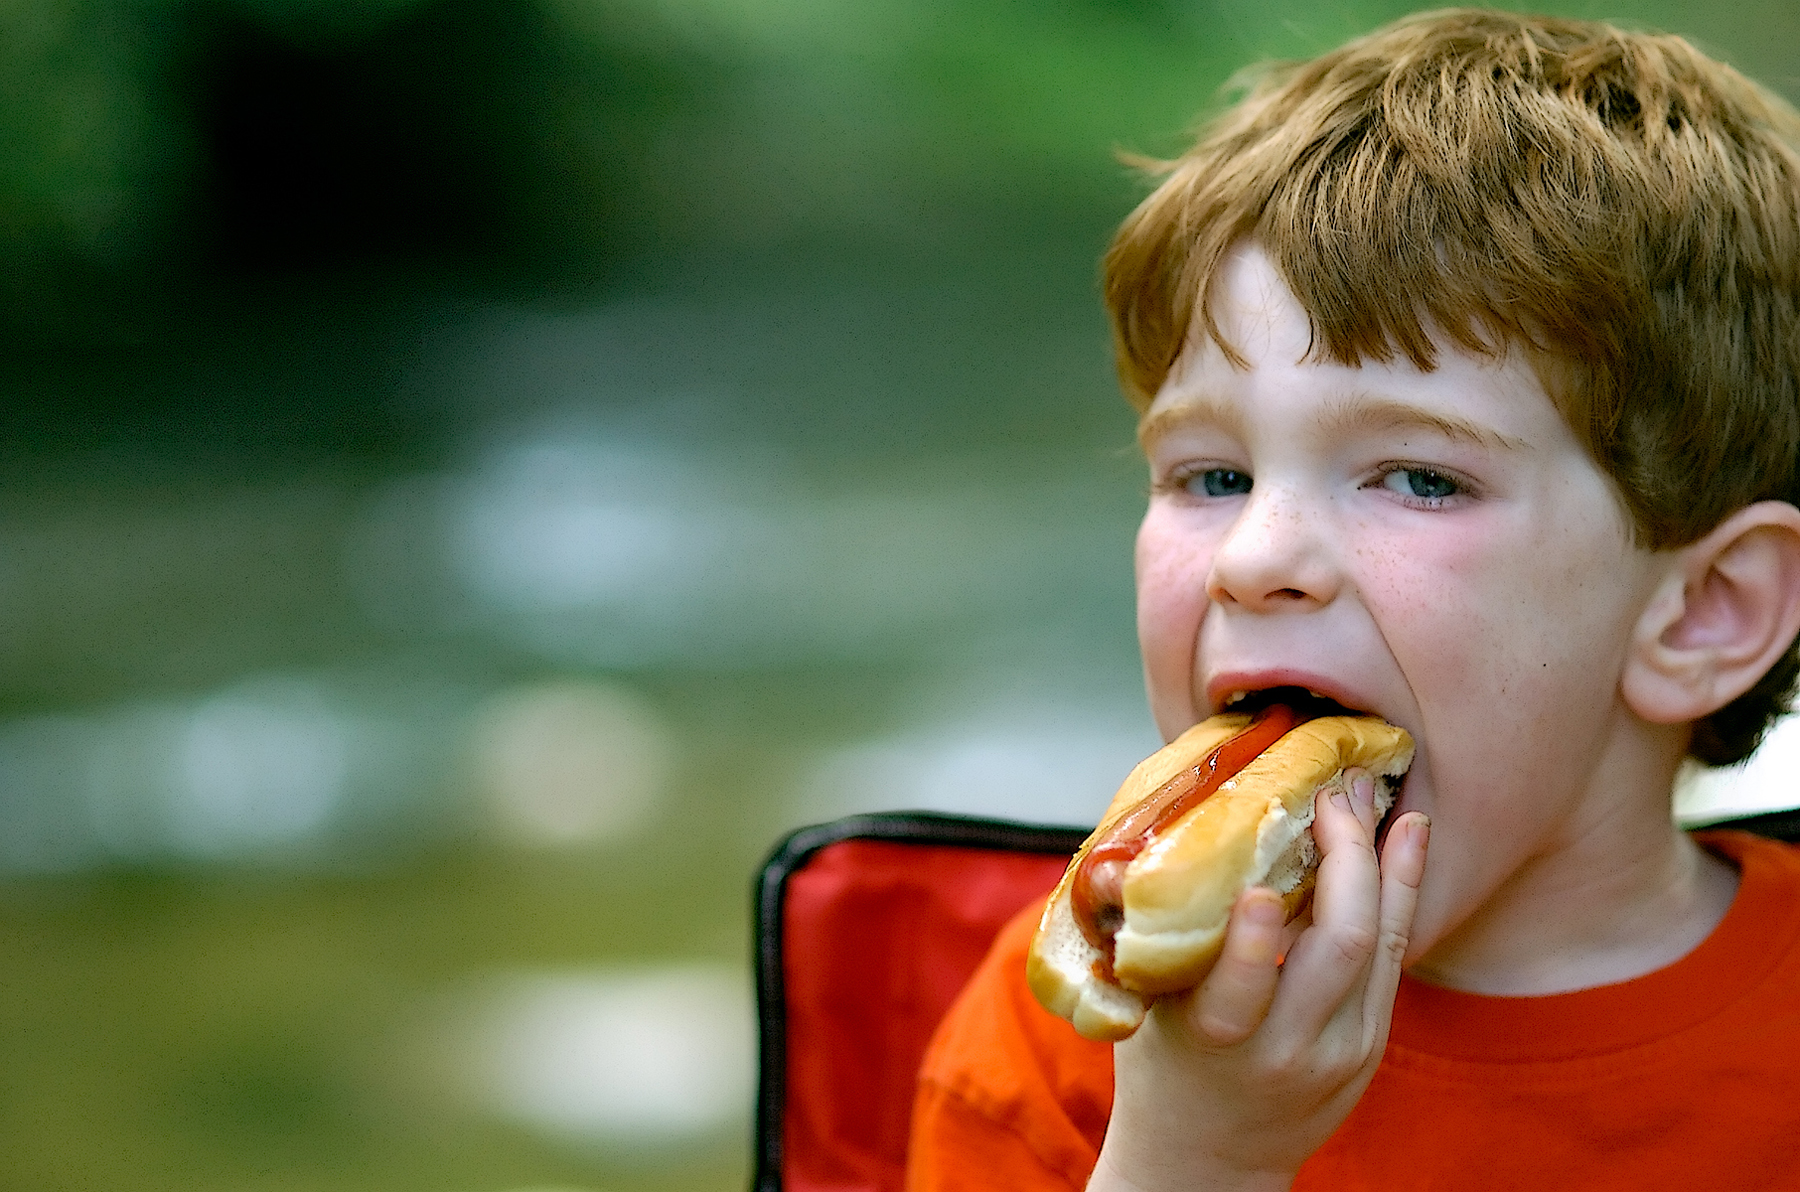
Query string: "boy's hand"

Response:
xmin=1088 ymin=771 xmax=1430 ymax=1192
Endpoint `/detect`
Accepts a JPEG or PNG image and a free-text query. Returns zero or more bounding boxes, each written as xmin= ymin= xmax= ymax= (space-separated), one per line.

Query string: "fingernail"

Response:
xmin=1411 ymin=814 xmax=1431 ymax=846
xmin=1353 ymin=773 xmax=1374 ymax=806
xmin=1247 ymin=893 xmax=1283 ymax=928
xmin=1329 ymin=788 xmax=1352 ymax=813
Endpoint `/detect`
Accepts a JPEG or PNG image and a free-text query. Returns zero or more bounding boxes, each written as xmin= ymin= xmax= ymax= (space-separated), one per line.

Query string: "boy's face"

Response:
xmin=1136 ymin=243 xmax=1669 ymax=960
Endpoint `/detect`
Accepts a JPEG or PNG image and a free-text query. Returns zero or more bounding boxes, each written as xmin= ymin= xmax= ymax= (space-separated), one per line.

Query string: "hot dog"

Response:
xmin=1027 ymin=699 xmax=1413 ymax=1041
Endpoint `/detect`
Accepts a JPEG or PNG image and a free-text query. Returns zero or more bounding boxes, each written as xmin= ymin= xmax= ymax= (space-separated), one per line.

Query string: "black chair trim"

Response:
xmin=751 ymin=811 xmax=1090 ymax=1192
xmin=1690 ymin=807 xmax=1800 ymax=843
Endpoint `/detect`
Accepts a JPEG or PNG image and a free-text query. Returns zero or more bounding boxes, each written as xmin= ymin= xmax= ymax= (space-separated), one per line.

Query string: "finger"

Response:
xmin=1279 ymin=903 xmax=1312 ymax=958
xmin=1312 ymin=772 xmax=1377 ymax=858
xmin=1343 ymin=767 xmax=1377 ymax=839
xmin=1359 ymin=811 xmax=1430 ymax=1047
xmin=1269 ymin=779 xmax=1382 ymax=1033
xmin=1188 ymin=887 xmax=1286 ymax=1046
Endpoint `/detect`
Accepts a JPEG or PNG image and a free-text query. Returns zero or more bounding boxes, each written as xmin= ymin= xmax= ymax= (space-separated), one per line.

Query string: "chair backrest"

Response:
xmin=752 ymin=812 xmax=1088 ymax=1192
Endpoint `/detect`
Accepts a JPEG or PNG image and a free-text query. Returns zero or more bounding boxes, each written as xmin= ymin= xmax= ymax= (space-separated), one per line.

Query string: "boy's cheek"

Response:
xmin=1133 ymin=514 xmax=1221 ymax=736
xmin=1136 ymin=597 xmax=1205 ymax=736
xmin=1134 ymin=507 xmax=1222 ymax=594
xmin=1134 ymin=518 xmax=1211 ymax=631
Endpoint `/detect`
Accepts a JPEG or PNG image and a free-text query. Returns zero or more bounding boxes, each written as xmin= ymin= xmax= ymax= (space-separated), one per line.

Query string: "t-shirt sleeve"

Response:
xmin=905 ymin=900 xmax=1115 ymax=1192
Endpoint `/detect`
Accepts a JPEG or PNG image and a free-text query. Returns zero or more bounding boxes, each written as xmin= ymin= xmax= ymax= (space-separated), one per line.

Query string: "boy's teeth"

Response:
xmin=1226 ymin=691 xmax=1247 ymax=707
xmin=1307 ymin=688 xmax=1324 ymax=698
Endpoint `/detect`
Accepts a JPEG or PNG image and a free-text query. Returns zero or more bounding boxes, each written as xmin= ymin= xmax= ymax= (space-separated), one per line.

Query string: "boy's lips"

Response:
xmin=1203 ymin=670 xmax=1423 ymax=840
xmin=1203 ymin=671 xmax=1377 ymax=720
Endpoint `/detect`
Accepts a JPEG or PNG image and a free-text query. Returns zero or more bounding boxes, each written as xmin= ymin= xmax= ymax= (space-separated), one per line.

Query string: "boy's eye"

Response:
xmin=1186 ymin=468 xmax=1253 ymax=497
xmin=1381 ymin=467 xmax=1460 ymax=501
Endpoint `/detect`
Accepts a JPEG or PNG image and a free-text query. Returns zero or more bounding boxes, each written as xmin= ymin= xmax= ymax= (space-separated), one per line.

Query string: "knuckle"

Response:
xmin=1195 ymin=1009 xmax=1255 ymax=1047
xmin=1259 ymin=1041 xmax=1303 ymax=1081
xmin=1328 ymin=1036 xmax=1373 ymax=1078
xmin=1260 ymin=1045 xmax=1350 ymax=1090
xmin=1380 ymin=927 xmax=1411 ymax=967
xmin=1192 ymin=977 xmax=1269 ymax=1046
xmin=1301 ymin=1041 xmax=1364 ymax=1090
xmin=1331 ymin=924 xmax=1379 ymax=968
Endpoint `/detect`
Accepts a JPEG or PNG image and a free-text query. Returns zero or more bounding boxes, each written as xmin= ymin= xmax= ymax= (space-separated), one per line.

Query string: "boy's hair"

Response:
xmin=1106 ymin=7 xmax=1800 ymax=765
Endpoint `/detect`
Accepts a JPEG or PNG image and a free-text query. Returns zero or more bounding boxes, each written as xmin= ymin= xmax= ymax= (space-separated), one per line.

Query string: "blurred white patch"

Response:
xmin=0 ymin=671 xmax=462 ymax=872
xmin=450 ymin=440 xmax=768 ymax=616
xmin=78 ymin=677 xmax=356 ymax=860
xmin=415 ymin=428 xmax=1129 ymax=669
xmin=1676 ymin=713 xmax=1800 ymax=825
xmin=459 ymin=965 xmax=753 ymax=1147
xmin=470 ymin=681 xmax=672 ymax=846
xmin=800 ymin=703 xmax=1161 ymax=827
xmin=462 ymin=494 xmax=700 ymax=612
xmin=168 ymin=681 xmax=351 ymax=855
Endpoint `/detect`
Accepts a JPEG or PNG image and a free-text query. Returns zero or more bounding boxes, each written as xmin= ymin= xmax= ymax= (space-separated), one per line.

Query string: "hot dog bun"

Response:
xmin=1026 ymin=712 xmax=1412 ymax=1041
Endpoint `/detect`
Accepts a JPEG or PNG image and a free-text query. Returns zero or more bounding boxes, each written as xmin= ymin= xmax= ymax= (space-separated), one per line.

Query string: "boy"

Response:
xmin=906 ymin=10 xmax=1800 ymax=1190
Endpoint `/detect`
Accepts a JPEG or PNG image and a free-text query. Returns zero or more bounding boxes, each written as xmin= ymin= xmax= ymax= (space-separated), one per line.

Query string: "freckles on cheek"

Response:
xmin=1354 ymin=538 xmax=1469 ymax=619
xmin=1355 ymin=539 xmax=1503 ymax=679
xmin=1357 ymin=528 xmax=1587 ymax=721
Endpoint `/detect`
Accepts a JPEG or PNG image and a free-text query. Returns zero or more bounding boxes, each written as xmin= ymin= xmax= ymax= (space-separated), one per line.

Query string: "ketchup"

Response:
xmin=1070 ymin=703 xmax=1303 ymax=956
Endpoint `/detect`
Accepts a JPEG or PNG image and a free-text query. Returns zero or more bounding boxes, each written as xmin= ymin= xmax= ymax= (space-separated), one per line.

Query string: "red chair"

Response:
xmin=752 ymin=805 xmax=1800 ymax=1192
xmin=752 ymin=812 xmax=1088 ymax=1192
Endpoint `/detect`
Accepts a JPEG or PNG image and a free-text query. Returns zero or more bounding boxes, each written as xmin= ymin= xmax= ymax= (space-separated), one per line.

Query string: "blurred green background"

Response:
xmin=2 ymin=2 xmax=1797 ymax=1189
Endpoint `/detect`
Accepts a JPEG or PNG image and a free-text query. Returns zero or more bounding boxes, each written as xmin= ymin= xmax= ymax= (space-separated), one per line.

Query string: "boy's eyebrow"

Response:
xmin=1136 ymin=392 xmax=1533 ymax=452
xmin=1135 ymin=393 xmax=1243 ymax=450
xmin=1320 ymin=396 xmax=1532 ymax=452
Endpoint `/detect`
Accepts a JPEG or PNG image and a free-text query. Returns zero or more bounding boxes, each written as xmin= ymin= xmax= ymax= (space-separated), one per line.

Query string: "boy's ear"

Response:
xmin=1623 ymin=501 xmax=1800 ymax=725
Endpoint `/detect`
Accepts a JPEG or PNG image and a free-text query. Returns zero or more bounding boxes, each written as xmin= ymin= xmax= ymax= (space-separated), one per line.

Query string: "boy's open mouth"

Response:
xmin=1221 ymin=686 xmax=1414 ymax=844
xmin=1219 ymin=685 xmax=1367 ymax=721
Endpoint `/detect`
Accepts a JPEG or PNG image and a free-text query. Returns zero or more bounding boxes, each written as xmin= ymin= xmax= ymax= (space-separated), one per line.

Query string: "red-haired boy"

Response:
xmin=909 ymin=11 xmax=1800 ymax=1189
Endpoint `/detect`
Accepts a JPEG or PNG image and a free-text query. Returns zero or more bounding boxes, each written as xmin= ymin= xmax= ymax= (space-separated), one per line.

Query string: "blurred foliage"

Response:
xmin=1 ymin=0 xmax=1794 ymax=450
xmin=0 ymin=0 xmax=1792 ymax=446
xmin=2 ymin=0 xmax=1794 ymax=281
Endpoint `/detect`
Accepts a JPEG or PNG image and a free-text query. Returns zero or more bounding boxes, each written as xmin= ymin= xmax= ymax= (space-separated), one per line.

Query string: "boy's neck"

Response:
xmin=1407 ymin=724 xmax=1740 ymax=998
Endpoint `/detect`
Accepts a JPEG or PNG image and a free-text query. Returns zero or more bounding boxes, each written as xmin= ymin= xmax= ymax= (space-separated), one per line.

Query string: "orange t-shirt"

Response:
xmin=907 ymin=831 xmax=1800 ymax=1191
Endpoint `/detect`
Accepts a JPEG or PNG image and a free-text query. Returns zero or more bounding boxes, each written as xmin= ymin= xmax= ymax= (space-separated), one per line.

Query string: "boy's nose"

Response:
xmin=1204 ymin=490 xmax=1340 ymax=612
